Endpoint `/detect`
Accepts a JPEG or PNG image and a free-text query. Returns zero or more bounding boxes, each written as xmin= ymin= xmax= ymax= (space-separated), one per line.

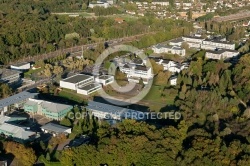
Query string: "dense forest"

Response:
xmin=0 ymin=0 xmax=192 ymax=64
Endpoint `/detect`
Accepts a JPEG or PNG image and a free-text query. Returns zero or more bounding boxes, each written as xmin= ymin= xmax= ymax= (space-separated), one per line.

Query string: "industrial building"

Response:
xmin=0 ymin=91 xmax=38 ymax=113
xmin=10 ymin=62 xmax=31 ymax=71
xmin=86 ymin=101 xmax=145 ymax=120
xmin=41 ymin=123 xmax=71 ymax=136
xmin=60 ymin=74 xmax=113 ymax=96
xmin=60 ymin=74 xmax=94 ymax=91
xmin=24 ymin=99 xmax=73 ymax=121
xmin=0 ymin=116 xmax=37 ymax=143
xmin=0 ymin=69 xmax=22 ymax=85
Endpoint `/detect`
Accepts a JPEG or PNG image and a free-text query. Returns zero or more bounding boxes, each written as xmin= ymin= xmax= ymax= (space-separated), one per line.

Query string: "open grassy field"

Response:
xmin=58 ymin=89 xmax=87 ymax=103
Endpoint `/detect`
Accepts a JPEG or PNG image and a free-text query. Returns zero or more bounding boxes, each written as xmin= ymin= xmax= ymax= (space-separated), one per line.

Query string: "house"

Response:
xmin=95 ymin=75 xmax=114 ymax=86
xmin=0 ymin=115 xmax=37 ymax=143
xmin=60 ymin=74 xmax=94 ymax=91
xmin=41 ymin=123 xmax=71 ymax=136
xmin=10 ymin=62 xmax=30 ymax=71
xmin=0 ymin=69 xmax=22 ymax=86
xmin=86 ymin=101 xmax=145 ymax=120
xmin=24 ymin=99 xmax=73 ymax=120
xmin=205 ymin=49 xmax=239 ymax=60
xmin=0 ymin=91 xmax=38 ymax=113
xmin=169 ymin=75 xmax=178 ymax=86
xmin=154 ymin=58 xmax=189 ymax=73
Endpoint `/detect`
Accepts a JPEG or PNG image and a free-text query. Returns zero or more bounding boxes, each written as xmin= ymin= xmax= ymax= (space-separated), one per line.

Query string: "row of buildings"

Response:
xmin=168 ymin=36 xmax=239 ymax=60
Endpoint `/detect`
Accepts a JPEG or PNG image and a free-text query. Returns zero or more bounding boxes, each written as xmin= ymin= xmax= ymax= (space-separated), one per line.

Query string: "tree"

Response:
xmin=4 ymin=141 xmax=37 ymax=166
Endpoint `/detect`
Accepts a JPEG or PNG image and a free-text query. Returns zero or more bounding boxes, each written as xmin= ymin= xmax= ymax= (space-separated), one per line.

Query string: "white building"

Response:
xmin=10 ymin=62 xmax=30 ymax=71
xmin=88 ymin=1 xmax=110 ymax=8
xmin=205 ymin=49 xmax=239 ymax=60
xmin=95 ymin=75 xmax=114 ymax=86
xmin=60 ymin=74 xmax=94 ymax=91
xmin=202 ymin=39 xmax=235 ymax=50
xmin=152 ymin=44 xmax=186 ymax=56
xmin=77 ymin=83 xmax=102 ymax=95
xmin=151 ymin=1 xmax=169 ymax=6
xmin=169 ymin=75 xmax=178 ymax=86
xmin=153 ymin=58 xmax=189 ymax=73
xmin=182 ymin=36 xmax=205 ymax=44
xmin=169 ymin=38 xmax=184 ymax=47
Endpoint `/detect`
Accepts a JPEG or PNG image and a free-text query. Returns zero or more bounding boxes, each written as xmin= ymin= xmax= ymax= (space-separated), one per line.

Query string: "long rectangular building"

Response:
xmin=86 ymin=101 xmax=145 ymax=120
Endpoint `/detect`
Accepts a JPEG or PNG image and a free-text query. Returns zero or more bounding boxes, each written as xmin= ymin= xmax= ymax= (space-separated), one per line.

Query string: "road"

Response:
xmin=9 ymin=32 xmax=157 ymax=65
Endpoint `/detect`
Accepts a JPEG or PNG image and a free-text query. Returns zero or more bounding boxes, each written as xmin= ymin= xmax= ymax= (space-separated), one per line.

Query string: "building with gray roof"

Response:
xmin=0 ymin=91 xmax=38 ymax=114
xmin=86 ymin=101 xmax=145 ymax=120
xmin=0 ymin=115 xmax=37 ymax=143
xmin=41 ymin=123 xmax=71 ymax=136
xmin=0 ymin=69 xmax=21 ymax=85
xmin=24 ymin=99 xmax=73 ymax=121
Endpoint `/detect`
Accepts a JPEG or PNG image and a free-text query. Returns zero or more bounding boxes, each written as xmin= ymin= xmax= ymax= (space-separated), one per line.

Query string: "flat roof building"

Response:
xmin=60 ymin=74 xmax=94 ymax=91
xmin=86 ymin=101 xmax=145 ymax=120
xmin=10 ymin=62 xmax=31 ymax=71
xmin=24 ymin=99 xmax=73 ymax=121
xmin=41 ymin=123 xmax=71 ymax=136
xmin=0 ymin=91 xmax=38 ymax=113
xmin=0 ymin=69 xmax=21 ymax=85
xmin=95 ymin=75 xmax=114 ymax=86
xmin=0 ymin=115 xmax=37 ymax=143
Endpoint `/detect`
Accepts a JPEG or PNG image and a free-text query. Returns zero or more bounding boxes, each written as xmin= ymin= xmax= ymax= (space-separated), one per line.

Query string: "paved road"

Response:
xmin=9 ymin=32 xmax=157 ymax=66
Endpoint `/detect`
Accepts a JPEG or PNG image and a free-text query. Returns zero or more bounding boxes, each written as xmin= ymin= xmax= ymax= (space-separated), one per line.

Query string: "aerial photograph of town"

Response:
xmin=0 ymin=0 xmax=250 ymax=165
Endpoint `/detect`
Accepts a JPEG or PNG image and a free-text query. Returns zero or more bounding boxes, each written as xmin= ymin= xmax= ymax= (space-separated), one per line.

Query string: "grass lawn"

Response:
xmin=58 ymin=89 xmax=87 ymax=103
xmin=142 ymin=85 xmax=177 ymax=112
xmin=24 ymin=68 xmax=43 ymax=79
